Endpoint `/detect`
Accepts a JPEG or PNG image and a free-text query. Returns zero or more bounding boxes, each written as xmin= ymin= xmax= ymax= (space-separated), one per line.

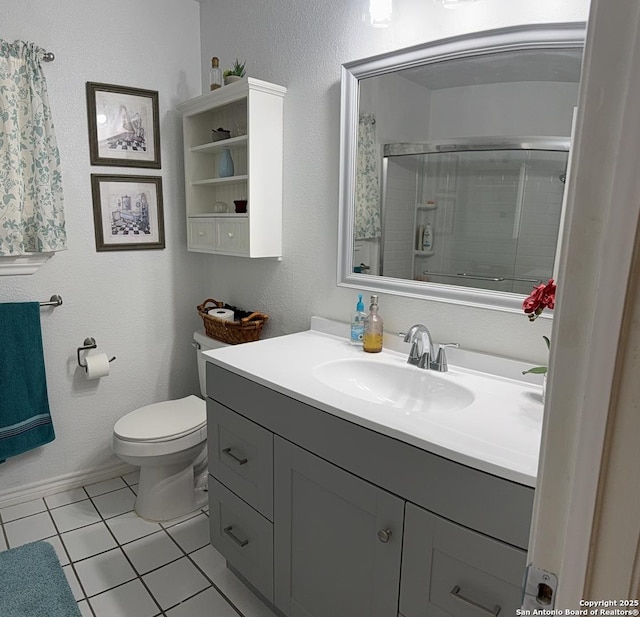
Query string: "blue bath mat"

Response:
xmin=0 ymin=541 xmax=81 ymax=617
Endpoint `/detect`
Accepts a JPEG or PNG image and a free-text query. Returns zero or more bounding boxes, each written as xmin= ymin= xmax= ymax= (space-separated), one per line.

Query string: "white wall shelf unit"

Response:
xmin=177 ymin=78 xmax=286 ymax=258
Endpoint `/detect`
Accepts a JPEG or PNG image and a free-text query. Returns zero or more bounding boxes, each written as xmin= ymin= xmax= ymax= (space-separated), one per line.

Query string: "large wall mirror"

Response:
xmin=337 ymin=23 xmax=585 ymax=314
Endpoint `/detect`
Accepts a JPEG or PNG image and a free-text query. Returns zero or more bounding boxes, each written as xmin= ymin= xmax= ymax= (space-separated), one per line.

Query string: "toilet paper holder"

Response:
xmin=77 ymin=337 xmax=116 ymax=370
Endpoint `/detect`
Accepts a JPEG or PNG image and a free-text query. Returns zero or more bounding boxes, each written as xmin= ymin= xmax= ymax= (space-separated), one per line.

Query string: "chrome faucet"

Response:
xmin=401 ymin=324 xmax=458 ymax=372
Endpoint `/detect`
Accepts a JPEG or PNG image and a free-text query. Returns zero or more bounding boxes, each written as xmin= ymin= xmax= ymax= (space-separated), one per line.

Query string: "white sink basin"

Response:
xmin=313 ymin=358 xmax=475 ymax=413
xmin=203 ymin=321 xmax=544 ymax=486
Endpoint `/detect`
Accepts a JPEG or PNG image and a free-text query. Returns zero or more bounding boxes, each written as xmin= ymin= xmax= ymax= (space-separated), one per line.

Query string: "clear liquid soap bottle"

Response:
xmin=350 ymin=294 xmax=367 ymax=346
xmin=363 ymin=295 xmax=383 ymax=353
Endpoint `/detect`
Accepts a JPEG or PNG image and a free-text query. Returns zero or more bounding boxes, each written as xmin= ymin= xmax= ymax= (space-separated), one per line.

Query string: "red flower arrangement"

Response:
xmin=522 ymin=279 xmax=556 ymax=375
xmin=523 ymin=279 xmax=556 ymax=321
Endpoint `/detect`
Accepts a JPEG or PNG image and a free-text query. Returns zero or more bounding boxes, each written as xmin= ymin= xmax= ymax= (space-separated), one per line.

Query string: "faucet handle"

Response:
xmin=432 ymin=343 xmax=459 ymax=372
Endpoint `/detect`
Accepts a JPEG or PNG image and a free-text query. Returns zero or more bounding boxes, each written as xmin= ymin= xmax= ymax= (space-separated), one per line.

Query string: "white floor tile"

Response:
xmin=105 ymin=511 xmax=162 ymax=545
xmin=44 ymin=535 xmax=70 ymax=566
xmin=190 ymin=544 xmax=227 ymax=580
xmin=4 ymin=511 xmax=57 ymax=547
xmin=0 ymin=498 xmax=46 ymax=522
xmin=85 ymin=477 xmax=127 ymax=497
xmin=130 ymin=484 xmax=138 ymax=495
xmin=142 ymin=556 xmax=209 ymax=609
xmin=45 ymin=487 xmax=88 ymax=509
xmin=63 ymin=564 xmax=85 ymax=601
xmin=122 ymin=530 xmax=182 ymax=575
xmin=165 ymin=586 xmax=238 ymax=617
xmin=74 ymin=548 xmax=136 ymax=597
xmin=62 ymin=522 xmax=117 ymax=562
xmin=160 ymin=509 xmax=200 ymax=529
xmin=91 ymin=488 xmax=136 ymax=519
xmin=167 ymin=512 xmax=210 ymax=554
xmin=89 ymin=579 xmax=159 ymax=617
xmin=0 ymin=531 xmax=7 ymax=551
xmin=122 ymin=470 xmax=140 ymax=486
xmin=50 ymin=500 xmax=102 ymax=533
xmin=77 ymin=600 xmax=93 ymax=617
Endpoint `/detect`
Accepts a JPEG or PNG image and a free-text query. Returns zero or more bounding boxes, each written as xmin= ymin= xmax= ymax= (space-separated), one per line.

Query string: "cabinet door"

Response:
xmin=400 ymin=503 xmax=526 ymax=617
xmin=274 ymin=437 xmax=404 ymax=617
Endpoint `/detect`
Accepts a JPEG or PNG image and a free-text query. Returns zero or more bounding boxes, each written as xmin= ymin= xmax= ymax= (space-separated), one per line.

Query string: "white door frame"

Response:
xmin=528 ymin=0 xmax=640 ymax=605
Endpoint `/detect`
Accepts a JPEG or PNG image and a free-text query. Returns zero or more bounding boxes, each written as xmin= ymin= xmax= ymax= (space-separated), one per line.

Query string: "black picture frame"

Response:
xmin=90 ymin=174 xmax=165 ymax=251
xmin=86 ymin=82 xmax=161 ymax=168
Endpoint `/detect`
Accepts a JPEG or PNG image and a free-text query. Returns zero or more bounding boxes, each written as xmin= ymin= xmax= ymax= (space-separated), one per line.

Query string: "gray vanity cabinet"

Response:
xmin=273 ymin=436 xmax=404 ymax=617
xmin=206 ymin=362 xmax=534 ymax=617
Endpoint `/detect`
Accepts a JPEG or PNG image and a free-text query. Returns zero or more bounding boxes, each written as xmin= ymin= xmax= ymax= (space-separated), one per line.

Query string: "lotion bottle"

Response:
xmin=350 ymin=294 xmax=366 ymax=346
xmin=363 ymin=295 xmax=383 ymax=353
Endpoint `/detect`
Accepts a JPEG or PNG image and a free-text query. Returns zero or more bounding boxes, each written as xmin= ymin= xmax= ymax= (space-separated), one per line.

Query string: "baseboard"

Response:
xmin=0 ymin=461 xmax=136 ymax=509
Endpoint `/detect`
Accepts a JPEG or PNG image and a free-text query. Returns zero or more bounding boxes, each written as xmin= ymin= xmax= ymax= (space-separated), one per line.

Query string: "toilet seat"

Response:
xmin=114 ymin=395 xmax=206 ymax=443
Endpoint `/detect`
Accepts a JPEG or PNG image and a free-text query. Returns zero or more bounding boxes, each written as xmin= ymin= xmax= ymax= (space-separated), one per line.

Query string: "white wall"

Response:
xmin=198 ymin=0 xmax=589 ymax=362
xmin=429 ymin=81 xmax=579 ymax=138
xmin=0 ymin=0 xmax=202 ymax=493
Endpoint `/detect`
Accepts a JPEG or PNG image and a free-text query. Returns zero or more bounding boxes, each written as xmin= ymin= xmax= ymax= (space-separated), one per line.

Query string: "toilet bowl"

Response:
xmin=112 ymin=330 xmax=228 ymax=521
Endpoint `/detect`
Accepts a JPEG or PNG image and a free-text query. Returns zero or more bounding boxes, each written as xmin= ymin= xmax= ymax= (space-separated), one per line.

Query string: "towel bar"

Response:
xmin=39 ymin=295 xmax=62 ymax=307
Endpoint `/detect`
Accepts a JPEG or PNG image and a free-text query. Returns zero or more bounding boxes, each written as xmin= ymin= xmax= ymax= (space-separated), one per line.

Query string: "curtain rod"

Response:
xmin=42 ymin=51 xmax=55 ymax=62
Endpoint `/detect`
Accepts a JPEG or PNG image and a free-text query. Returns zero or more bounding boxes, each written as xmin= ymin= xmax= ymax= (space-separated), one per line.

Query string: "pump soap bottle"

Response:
xmin=363 ymin=295 xmax=383 ymax=353
xmin=350 ymin=294 xmax=367 ymax=346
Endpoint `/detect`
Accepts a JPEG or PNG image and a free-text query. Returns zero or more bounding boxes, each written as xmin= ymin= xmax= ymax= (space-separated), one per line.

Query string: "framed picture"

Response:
xmin=86 ymin=82 xmax=161 ymax=168
xmin=90 ymin=174 xmax=165 ymax=251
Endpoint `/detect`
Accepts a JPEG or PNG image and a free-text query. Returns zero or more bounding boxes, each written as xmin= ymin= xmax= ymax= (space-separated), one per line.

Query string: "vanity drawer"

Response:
xmin=209 ymin=478 xmax=274 ymax=603
xmin=400 ymin=502 xmax=526 ymax=617
xmin=207 ymin=400 xmax=274 ymax=520
xmin=188 ymin=218 xmax=216 ymax=251
xmin=216 ymin=218 xmax=249 ymax=254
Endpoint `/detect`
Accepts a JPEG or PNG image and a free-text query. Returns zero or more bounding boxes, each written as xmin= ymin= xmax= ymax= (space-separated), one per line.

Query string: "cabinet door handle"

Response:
xmin=222 ymin=447 xmax=248 ymax=465
xmin=450 ymin=585 xmax=501 ymax=616
xmin=228 ymin=232 xmax=234 ymax=238
xmin=223 ymin=525 xmax=249 ymax=547
xmin=377 ymin=528 xmax=392 ymax=543
xmin=198 ymin=231 xmax=205 ymax=236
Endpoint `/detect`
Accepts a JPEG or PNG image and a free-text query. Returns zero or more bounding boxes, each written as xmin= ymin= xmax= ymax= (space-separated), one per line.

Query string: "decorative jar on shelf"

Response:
xmin=218 ymin=148 xmax=234 ymax=178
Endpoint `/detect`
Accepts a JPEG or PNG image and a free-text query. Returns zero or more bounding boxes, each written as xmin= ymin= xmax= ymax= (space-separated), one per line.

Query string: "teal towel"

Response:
xmin=0 ymin=541 xmax=82 ymax=617
xmin=0 ymin=302 xmax=55 ymax=460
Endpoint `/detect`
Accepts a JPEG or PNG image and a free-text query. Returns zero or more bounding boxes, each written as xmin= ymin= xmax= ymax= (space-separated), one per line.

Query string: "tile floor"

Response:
xmin=0 ymin=472 xmax=278 ymax=617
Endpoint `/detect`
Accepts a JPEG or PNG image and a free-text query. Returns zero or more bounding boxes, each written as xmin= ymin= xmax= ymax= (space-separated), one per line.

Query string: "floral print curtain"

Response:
xmin=0 ymin=40 xmax=66 ymax=255
xmin=354 ymin=112 xmax=381 ymax=240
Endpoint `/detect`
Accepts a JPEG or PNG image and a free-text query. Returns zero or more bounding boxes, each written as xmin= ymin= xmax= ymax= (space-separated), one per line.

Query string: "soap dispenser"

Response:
xmin=363 ymin=295 xmax=383 ymax=353
xmin=350 ymin=294 xmax=367 ymax=346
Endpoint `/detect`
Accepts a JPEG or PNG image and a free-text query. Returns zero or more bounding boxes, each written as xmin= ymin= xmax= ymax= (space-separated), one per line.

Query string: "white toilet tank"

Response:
xmin=193 ymin=330 xmax=229 ymax=397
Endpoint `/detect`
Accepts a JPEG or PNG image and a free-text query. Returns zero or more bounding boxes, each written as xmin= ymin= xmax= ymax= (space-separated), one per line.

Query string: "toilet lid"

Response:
xmin=114 ymin=395 xmax=206 ymax=442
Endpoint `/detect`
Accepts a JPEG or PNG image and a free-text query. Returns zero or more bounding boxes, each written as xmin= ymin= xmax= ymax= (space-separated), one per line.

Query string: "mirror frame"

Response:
xmin=337 ymin=22 xmax=586 ymax=314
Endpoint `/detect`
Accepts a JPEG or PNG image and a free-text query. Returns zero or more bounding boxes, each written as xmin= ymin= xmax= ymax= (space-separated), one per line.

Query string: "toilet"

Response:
xmin=112 ymin=330 xmax=228 ymax=521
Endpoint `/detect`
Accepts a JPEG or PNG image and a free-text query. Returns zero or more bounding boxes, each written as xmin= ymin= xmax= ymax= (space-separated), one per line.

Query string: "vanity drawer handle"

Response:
xmin=450 ymin=585 xmax=501 ymax=616
xmin=377 ymin=528 xmax=392 ymax=543
xmin=222 ymin=447 xmax=248 ymax=465
xmin=223 ymin=525 xmax=249 ymax=547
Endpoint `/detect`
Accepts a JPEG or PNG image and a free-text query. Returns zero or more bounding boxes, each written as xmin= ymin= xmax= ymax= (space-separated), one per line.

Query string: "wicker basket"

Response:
xmin=197 ymin=298 xmax=268 ymax=345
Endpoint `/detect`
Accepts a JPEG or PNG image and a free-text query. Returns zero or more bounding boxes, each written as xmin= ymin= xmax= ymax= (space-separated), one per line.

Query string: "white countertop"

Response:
xmin=203 ymin=320 xmax=543 ymax=487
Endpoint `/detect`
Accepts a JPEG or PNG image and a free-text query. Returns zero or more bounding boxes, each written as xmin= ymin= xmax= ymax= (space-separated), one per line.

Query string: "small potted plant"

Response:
xmin=223 ymin=59 xmax=247 ymax=85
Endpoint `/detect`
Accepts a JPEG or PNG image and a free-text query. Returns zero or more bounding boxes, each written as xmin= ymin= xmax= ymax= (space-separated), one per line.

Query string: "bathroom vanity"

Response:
xmin=204 ymin=320 xmax=542 ymax=617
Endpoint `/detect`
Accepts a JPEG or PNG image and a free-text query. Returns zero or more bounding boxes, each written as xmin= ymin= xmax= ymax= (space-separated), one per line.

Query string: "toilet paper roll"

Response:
xmin=85 ymin=353 xmax=110 ymax=380
xmin=209 ymin=308 xmax=234 ymax=321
